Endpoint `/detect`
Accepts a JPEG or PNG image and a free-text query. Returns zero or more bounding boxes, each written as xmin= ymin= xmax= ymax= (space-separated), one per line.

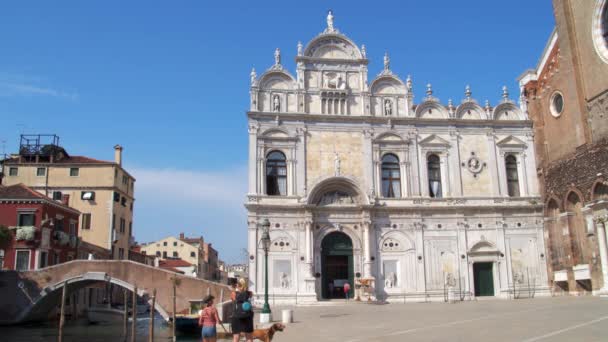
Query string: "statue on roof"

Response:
xmin=274 ymin=48 xmax=281 ymax=65
xmin=384 ymin=52 xmax=390 ymax=71
xmin=327 ymin=10 xmax=335 ymax=32
xmin=250 ymin=68 xmax=257 ymax=86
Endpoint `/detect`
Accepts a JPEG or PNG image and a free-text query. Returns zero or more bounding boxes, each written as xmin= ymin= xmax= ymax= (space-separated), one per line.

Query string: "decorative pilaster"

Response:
xmin=595 ymin=216 xmax=608 ymax=294
xmin=363 ymin=220 xmax=373 ymax=278
xmin=305 ymin=220 xmax=313 ymax=277
xmin=248 ymin=123 xmax=259 ymax=195
xmin=486 ymin=131 xmax=501 ymax=196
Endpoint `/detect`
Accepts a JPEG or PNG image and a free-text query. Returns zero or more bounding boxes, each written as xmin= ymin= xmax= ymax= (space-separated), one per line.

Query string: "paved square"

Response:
xmin=271 ymin=297 xmax=608 ymax=341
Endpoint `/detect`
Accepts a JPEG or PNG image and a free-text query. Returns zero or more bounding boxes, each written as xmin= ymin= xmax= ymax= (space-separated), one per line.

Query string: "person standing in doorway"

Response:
xmin=343 ymin=281 xmax=351 ymax=300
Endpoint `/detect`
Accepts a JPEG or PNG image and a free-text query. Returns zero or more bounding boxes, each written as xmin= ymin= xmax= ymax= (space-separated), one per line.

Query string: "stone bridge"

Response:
xmin=0 ymin=260 xmax=232 ymax=324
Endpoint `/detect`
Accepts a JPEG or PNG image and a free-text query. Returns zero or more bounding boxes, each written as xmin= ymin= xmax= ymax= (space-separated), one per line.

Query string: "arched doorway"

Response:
xmin=321 ymin=232 xmax=354 ymax=299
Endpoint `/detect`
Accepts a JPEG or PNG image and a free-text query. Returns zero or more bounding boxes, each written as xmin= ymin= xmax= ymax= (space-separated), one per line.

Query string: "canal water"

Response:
xmin=1 ymin=316 xmax=231 ymax=341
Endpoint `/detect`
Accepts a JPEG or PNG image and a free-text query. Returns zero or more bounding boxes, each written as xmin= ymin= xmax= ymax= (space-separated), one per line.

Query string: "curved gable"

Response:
xmin=416 ymin=100 xmax=449 ymax=119
xmin=370 ymin=75 xmax=406 ymax=95
xmin=456 ymin=101 xmax=486 ymax=120
xmin=259 ymin=71 xmax=296 ymax=90
xmin=303 ymin=34 xmax=363 ymax=60
xmin=493 ymin=102 xmax=524 ymax=120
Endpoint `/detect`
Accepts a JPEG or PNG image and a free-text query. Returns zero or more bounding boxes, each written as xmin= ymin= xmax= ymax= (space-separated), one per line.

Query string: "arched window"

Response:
xmin=593 ymin=182 xmax=608 ymax=201
xmin=505 ymin=155 xmax=520 ymax=197
xmin=427 ymin=154 xmax=442 ymax=198
xmin=266 ymin=151 xmax=287 ymax=196
xmin=381 ymin=154 xmax=401 ymax=198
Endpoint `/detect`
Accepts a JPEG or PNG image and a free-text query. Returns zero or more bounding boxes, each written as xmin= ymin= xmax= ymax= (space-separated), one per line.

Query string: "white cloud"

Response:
xmin=131 ymin=165 xmax=250 ymax=263
xmin=0 ymin=73 xmax=78 ymax=100
xmin=132 ymin=166 xmax=248 ymax=205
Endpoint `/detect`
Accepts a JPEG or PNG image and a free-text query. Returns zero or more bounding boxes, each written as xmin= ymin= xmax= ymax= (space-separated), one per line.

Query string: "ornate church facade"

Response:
xmin=246 ymin=12 xmax=549 ymax=303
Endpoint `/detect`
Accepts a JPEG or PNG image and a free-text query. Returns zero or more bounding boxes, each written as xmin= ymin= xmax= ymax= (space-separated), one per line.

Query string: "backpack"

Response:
xmin=233 ymin=291 xmax=253 ymax=319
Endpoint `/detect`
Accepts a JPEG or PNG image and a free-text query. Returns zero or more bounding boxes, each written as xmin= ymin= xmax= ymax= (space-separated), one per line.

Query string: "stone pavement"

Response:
xmin=264 ymin=297 xmax=608 ymax=342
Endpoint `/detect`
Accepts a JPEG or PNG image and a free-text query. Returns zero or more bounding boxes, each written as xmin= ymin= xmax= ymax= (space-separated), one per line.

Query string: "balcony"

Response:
xmin=14 ymin=226 xmax=36 ymax=242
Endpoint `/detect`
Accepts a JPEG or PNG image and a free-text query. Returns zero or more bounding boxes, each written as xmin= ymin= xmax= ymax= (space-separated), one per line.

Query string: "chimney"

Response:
xmin=61 ymin=194 xmax=70 ymax=206
xmin=114 ymin=145 xmax=123 ymax=166
xmin=180 ymin=232 xmax=185 ymax=240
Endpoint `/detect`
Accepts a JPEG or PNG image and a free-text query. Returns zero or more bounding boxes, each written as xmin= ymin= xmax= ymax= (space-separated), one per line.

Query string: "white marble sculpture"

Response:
xmin=385 ymin=272 xmax=397 ymax=288
xmin=280 ymin=272 xmax=290 ymax=289
xmin=327 ymin=10 xmax=334 ymax=32
xmin=273 ymin=95 xmax=280 ymax=112
xmin=384 ymin=99 xmax=392 ymax=116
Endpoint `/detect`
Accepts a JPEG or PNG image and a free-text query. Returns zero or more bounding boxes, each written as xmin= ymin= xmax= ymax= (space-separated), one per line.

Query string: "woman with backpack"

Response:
xmin=231 ymin=278 xmax=254 ymax=342
xmin=198 ymin=295 xmax=223 ymax=342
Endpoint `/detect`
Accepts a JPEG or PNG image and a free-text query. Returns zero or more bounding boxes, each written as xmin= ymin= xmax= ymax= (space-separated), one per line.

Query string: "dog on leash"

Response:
xmin=252 ymin=322 xmax=285 ymax=342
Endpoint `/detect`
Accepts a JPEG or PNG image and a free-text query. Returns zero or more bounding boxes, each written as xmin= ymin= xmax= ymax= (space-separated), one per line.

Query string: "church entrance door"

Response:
xmin=473 ymin=262 xmax=494 ymax=296
xmin=321 ymin=232 xmax=354 ymax=299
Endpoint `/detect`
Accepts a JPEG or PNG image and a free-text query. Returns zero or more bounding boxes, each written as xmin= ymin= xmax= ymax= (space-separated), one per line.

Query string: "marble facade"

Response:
xmin=246 ymin=12 xmax=549 ymax=303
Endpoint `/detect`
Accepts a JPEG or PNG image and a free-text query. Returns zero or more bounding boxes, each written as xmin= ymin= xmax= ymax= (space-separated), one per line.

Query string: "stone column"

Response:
xmin=595 ymin=217 xmax=608 ymax=293
xmin=258 ymin=156 xmax=266 ymax=195
xmin=305 ymin=221 xmax=313 ymax=277
xmin=363 ymin=221 xmax=372 ymax=278
xmin=518 ymin=153 xmax=529 ymax=196
xmin=486 ymin=131 xmax=501 ymax=196
xmin=247 ymin=220 xmax=259 ymax=293
xmin=440 ymin=153 xmax=450 ymax=197
xmin=400 ymin=161 xmax=408 ymax=197
xmin=248 ymin=124 xmax=258 ymax=194
xmin=449 ymin=131 xmax=463 ymax=197
xmin=374 ymin=160 xmax=382 ymax=197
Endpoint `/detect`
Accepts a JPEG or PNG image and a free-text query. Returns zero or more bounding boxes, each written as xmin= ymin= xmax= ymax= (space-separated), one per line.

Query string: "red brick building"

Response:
xmin=519 ymin=1 xmax=608 ymax=295
xmin=0 ymin=184 xmax=80 ymax=271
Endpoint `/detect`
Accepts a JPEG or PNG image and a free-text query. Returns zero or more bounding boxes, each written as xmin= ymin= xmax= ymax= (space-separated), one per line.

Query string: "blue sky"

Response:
xmin=0 ymin=1 xmax=555 ymax=262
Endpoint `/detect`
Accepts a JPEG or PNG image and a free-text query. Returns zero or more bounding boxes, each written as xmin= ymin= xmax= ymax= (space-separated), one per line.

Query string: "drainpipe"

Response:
xmin=109 ymin=197 xmax=114 ymax=258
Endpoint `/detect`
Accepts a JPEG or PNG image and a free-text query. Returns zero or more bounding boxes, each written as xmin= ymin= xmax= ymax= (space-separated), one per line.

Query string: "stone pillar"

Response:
xmin=595 ymin=218 xmax=608 ymax=294
xmin=300 ymin=218 xmax=317 ymax=301
xmin=440 ymin=153 xmax=450 ymax=197
xmin=400 ymin=162 xmax=408 ymax=197
xmin=409 ymin=132 xmax=422 ymax=196
xmin=247 ymin=220 xmax=259 ymax=293
xmin=449 ymin=131 xmax=463 ymax=197
xmin=248 ymin=123 xmax=259 ymax=194
xmin=518 ymin=153 xmax=529 ymax=196
xmin=363 ymin=221 xmax=372 ymax=278
xmin=374 ymin=160 xmax=382 ymax=197
xmin=486 ymin=132 xmax=501 ymax=196
xmin=305 ymin=221 xmax=313 ymax=277
xmin=258 ymin=157 xmax=266 ymax=194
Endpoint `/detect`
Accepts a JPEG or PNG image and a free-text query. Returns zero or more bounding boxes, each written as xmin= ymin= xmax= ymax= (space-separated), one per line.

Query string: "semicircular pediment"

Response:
xmin=303 ymin=34 xmax=363 ymax=60
xmin=416 ymin=100 xmax=449 ymax=119
xmin=259 ymin=71 xmax=296 ymax=90
xmin=493 ymin=101 xmax=524 ymax=120
xmin=456 ymin=101 xmax=485 ymax=120
xmin=370 ymin=76 xmax=406 ymax=95
xmin=307 ymin=176 xmax=367 ymax=206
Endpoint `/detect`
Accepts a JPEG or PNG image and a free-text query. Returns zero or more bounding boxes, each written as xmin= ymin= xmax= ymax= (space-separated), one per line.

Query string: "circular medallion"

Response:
xmin=466 ymin=155 xmax=483 ymax=174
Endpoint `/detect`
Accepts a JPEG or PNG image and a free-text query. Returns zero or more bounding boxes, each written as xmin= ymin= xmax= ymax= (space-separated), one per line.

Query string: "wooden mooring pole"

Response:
xmin=148 ymin=289 xmax=156 ymax=342
xmin=58 ymin=281 xmax=67 ymax=342
xmin=172 ymin=281 xmax=177 ymax=342
xmin=131 ymin=285 xmax=137 ymax=342
xmin=123 ymin=288 xmax=128 ymax=340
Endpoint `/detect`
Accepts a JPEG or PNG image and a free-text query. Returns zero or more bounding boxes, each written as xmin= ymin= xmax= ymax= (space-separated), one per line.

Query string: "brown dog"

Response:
xmin=252 ymin=322 xmax=285 ymax=342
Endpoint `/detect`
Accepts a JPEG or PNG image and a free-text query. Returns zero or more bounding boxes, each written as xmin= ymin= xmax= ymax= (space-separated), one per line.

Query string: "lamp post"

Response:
xmin=260 ymin=218 xmax=272 ymax=323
